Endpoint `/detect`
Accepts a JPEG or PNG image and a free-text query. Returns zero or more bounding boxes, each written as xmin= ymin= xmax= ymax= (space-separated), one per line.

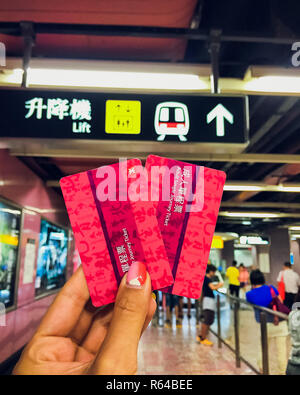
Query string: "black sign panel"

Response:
xmin=0 ymin=89 xmax=249 ymax=144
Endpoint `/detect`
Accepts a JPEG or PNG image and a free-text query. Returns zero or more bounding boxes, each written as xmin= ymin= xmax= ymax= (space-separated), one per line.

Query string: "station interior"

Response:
xmin=0 ymin=0 xmax=300 ymax=376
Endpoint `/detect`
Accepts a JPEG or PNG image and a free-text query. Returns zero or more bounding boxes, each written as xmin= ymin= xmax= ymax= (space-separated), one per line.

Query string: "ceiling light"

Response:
xmin=224 ymin=185 xmax=263 ymax=192
xmin=220 ymin=212 xmax=280 ymax=218
xmin=224 ymin=182 xmax=300 ymax=192
xmin=244 ymin=76 xmax=300 ymax=94
xmin=214 ymin=232 xmax=239 ymax=241
xmin=289 ymin=226 xmax=300 ymax=231
xmin=239 ymin=236 xmax=269 ymax=245
xmin=219 ymin=211 xmax=300 ymax=218
xmin=277 ymin=185 xmax=300 ymax=192
xmin=9 ymin=68 xmax=209 ymax=90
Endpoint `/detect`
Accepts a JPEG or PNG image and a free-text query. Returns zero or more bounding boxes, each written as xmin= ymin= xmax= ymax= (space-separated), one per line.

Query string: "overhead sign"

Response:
xmin=0 ymin=89 xmax=249 ymax=144
xmin=239 ymin=236 xmax=269 ymax=245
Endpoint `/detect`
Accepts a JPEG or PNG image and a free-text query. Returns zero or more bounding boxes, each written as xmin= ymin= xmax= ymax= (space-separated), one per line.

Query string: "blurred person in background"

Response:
xmin=246 ymin=269 xmax=289 ymax=375
xmin=178 ymin=297 xmax=192 ymax=320
xmin=196 ymin=264 xmax=223 ymax=346
xmin=286 ymin=290 xmax=300 ymax=375
xmin=165 ymin=293 xmax=181 ymax=328
xmin=239 ymin=263 xmax=249 ymax=299
xmin=277 ymin=262 xmax=300 ymax=310
xmin=151 ymin=290 xmax=159 ymax=327
xmin=226 ymin=260 xmax=240 ymax=298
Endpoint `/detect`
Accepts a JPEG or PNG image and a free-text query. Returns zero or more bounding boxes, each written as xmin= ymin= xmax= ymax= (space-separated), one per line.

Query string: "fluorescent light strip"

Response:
xmin=278 ymin=186 xmax=300 ymax=192
xmin=224 ymin=185 xmax=264 ymax=192
xmin=220 ymin=211 xmax=300 ymax=218
xmin=2 ymin=62 xmax=300 ymax=94
xmin=224 ymin=183 xmax=300 ymax=192
xmin=289 ymin=226 xmax=300 ymax=231
xmin=245 ymin=76 xmax=300 ymax=94
xmin=220 ymin=212 xmax=279 ymax=218
xmin=10 ymin=68 xmax=209 ymax=90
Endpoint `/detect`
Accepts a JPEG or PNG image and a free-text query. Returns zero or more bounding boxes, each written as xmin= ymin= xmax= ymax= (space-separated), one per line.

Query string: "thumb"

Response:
xmin=89 ymin=261 xmax=153 ymax=375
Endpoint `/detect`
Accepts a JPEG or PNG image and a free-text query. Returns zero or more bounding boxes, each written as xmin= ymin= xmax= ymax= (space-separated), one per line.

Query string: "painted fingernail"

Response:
xmin=151 ymin=292 xmax=156 ymax=300
xmin=126 ymin=261 xmax=147 ymax=288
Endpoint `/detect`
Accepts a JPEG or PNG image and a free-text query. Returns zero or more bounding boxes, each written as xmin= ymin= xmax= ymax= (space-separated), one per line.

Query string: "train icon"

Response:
xmin=154 ymin=101 xmax=190 ymax=141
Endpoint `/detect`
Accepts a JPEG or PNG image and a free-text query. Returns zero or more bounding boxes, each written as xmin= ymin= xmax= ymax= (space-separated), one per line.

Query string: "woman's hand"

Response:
xmin=13 ymin=261 xmax=156 ymax=375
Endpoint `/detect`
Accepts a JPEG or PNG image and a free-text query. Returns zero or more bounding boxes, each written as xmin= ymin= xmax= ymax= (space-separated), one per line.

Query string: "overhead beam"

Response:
xmin=4 ymin=139 xmax=300 ymax=163
xmin=13 ymin=151 xmax=300 ymax=164
xmin=222 ymin=97 xmax=299 ymax=173
xmin=248 ymin=97 xmax=299 ymax=152
xmin=231 ymin=163 xmax=300 ymax=202
xmin=0 ymin=22 xmax=299 ymax=45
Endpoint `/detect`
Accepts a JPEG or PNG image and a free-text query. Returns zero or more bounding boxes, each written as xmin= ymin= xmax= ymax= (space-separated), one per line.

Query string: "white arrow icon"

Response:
xmin=206 ymin=103 xmax=234 ymax=137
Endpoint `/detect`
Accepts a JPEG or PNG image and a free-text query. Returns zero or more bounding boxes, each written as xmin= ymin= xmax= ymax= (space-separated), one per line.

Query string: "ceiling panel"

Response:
xmin=0 ymin=0 xmax=198 ymax=61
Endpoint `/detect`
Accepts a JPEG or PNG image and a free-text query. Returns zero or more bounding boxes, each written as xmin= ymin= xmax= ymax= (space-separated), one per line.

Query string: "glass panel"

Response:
xmin=211 ymin=292 xmax=235 ymax=342
xmin=238 ymin=300 xmax=261 ymax=373
xmin=267 ymin=319 xmax=291 ymax=375
xmin=35 ymin=219 xmax=68 ymax=297
xmin=0 ymin=200 xmax=21 ymax=308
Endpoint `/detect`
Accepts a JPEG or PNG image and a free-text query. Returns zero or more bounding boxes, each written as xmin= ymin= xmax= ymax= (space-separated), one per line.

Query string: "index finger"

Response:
xmin=36 ymin=266 xmax=90 ymax=337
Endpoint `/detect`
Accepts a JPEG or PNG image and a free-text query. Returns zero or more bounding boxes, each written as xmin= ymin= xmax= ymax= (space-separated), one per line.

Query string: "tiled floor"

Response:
xmin=137 ymin=310 xmax=255 ymax=375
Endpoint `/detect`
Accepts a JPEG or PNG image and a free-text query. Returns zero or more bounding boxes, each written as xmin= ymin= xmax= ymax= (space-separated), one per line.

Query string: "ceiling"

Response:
xmin=1 ymin=0 xmax=300 ymax=73
xmin=0 ymin=0 xmax=300 ymax=234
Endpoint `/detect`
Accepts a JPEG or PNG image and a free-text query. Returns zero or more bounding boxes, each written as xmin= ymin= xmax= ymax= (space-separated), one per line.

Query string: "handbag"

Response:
xmin=278 ymin=272 xmax=285 ymax=301
xmin=269 ymin=286 xmax=290 ymax=326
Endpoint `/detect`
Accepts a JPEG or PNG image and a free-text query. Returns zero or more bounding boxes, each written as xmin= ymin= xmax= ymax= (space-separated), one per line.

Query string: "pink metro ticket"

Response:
xmin=60 ymin=158 xmax=173 ymax=307
xmin=145 ymin=155 xmax=226 ymax=299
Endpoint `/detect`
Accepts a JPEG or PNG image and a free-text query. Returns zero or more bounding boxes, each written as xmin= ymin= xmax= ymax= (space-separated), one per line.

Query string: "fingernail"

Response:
xmin=126 ymin=261 xmax=147 ymax=288
xmin=151 ymin=292 xmax=156 ymax=300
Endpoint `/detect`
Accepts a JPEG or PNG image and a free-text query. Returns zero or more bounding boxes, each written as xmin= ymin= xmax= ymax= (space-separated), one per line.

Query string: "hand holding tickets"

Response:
xmin=14 ymin=156 xmax=226 ymax=375
xmin=14 ymin=262 xmax=156 ymax=375
xmin=60 ymin=156 xmax=226 ymax=304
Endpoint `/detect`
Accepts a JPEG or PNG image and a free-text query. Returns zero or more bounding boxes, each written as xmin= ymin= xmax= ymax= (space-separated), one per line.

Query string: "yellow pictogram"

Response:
xmin=105 ymin=100 xmax=141 ymax=134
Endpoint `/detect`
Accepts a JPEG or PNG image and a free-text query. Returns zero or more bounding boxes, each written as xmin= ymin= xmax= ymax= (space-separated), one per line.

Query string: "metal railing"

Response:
xmin=209 ymin=290 xmax=289 ymax=375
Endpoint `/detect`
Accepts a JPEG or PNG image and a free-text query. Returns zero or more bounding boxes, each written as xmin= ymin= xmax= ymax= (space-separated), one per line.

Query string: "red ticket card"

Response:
xmin=145 ymin=155 xmax=226 ymax=299
xmin=60 ymin=159 xmax=173 ymax=307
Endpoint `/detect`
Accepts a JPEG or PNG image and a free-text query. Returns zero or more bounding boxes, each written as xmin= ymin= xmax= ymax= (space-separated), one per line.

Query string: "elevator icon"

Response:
xmin=105 ymin=100 xmax=141 ymax=134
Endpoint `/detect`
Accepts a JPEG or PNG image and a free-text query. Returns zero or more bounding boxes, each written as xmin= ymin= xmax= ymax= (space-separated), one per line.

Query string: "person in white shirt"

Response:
xmin=277 ymin=262 xmax=300 ymax=310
